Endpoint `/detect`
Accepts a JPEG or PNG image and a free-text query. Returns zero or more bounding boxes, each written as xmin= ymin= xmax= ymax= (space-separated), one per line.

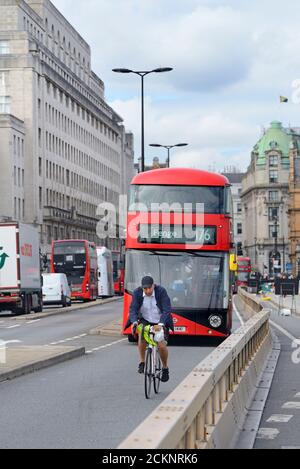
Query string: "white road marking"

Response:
xmin=26 ymin=319 xmax=41 ymax=324
xmin=269 ymin=320 xmax=297 ymax=342
xmin=294 ymin=392 xmax=300 ymax=398
xmin=48 ymin=333 xmax=88 ymax=346
xmin=282 ymin=402 xmax=300 ymax=410
xmin=86 ymin=338 xmax=126 ymax=354
xmin=6 ymin=325 xmax=21 ymax=329
xmin=256 ymin=428 xmax=280 ymax=440
xmin=281 ymin=446 xmax=300 ymax=449
xmin=267 ymin=415 xmax=293 ymax=423
xmin=233 ymin=297 xmax=245 ymax=326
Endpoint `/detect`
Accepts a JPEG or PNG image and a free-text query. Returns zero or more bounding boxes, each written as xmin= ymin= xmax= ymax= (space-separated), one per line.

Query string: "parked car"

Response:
xmin=42 ymin=273 xmax=72 ymax=307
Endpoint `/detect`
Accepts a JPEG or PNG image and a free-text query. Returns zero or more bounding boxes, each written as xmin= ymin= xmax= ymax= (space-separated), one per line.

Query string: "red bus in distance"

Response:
xmin=123 ymin=168 xmax=234 ymax=340
xmin=112 ymin=250 xmax=125 ymax=296
xmin=236 ymin=257 xmax=251 ymax=287
xmin=51 ymin=240 xmax=98 ymax=301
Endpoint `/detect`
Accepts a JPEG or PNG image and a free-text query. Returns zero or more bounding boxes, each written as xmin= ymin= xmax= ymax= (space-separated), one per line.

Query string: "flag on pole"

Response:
xmin=280 ymin=96 xmax=288 ymax=103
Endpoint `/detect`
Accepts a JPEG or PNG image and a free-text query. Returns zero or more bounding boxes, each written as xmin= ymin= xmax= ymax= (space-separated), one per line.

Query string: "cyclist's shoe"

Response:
xmin=161 ymin=368 xmax=169 ymax=383
xmin=138 ymin=362 xmax=145 ymax=374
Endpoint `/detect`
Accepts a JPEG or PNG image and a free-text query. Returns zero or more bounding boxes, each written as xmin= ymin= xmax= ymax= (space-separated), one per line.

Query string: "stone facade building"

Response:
xmin=222 ymin=171 xmax=245 ymax=256
xmin=241 ymin=121 xmax=300 ymax=275
xmin=0 ymin=0 xmax=134 ymax=254
xmin=288 ymin=138 xmax=300 ymax=274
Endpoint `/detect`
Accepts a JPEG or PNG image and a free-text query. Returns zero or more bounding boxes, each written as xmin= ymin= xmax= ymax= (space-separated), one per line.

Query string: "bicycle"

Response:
xmin=136 ymin=324 xmax=163 ymax=399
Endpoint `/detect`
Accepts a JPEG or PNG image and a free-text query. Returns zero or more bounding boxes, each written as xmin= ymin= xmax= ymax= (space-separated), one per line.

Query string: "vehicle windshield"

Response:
xmin=237 ymin=272 xmax=249 ymax=282
xmin=43 ymin=274 xmax=61 ymax=286
xmin=53 ymin=242 xmax=86 ymax=285
xmin=129 ymin=185 xmax=224 ymax=214
xmin=125 ymin=250 xmax=226 ymax=309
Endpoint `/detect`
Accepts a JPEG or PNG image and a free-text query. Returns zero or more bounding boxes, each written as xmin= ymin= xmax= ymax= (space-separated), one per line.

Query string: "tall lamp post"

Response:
xmin=149 ymin=143 xmax=189 ymax=168
xmin=272 ymin=215 xmax=280 ymax=275
xmin=112 ymin=67 xmax=173 ymax=172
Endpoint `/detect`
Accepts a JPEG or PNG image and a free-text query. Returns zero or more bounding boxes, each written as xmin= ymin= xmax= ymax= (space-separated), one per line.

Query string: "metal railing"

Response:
xmin=119 ymin=299 xmax=271 ymax=449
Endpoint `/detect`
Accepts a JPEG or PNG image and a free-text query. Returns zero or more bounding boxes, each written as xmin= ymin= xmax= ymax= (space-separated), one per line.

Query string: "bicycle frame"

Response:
xmin=140 ymin=325 xmax=162 ymax=399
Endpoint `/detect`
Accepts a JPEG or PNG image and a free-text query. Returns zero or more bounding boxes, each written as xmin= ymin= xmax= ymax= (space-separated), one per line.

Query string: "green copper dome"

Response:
xmin=255 ymin=121 xmax=292 ymax=166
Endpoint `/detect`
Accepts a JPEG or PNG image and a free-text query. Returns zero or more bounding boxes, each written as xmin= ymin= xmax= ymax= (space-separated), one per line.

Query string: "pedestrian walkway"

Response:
xmin=254 ymin=304 xmax=300 ymax=449
xmin=260 ymin=292 xmax=300 ymax=317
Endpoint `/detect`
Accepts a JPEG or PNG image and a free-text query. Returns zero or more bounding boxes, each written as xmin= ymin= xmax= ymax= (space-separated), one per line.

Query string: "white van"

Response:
xmin=97 ymin=247 xmax=114 ymax=298
xmin=42 ymin=273 xmax=72 ymax=307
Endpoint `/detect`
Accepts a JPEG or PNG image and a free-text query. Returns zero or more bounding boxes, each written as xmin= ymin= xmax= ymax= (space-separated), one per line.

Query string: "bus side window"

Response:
xmin=224 ymin=186 xmax=233 ymax=217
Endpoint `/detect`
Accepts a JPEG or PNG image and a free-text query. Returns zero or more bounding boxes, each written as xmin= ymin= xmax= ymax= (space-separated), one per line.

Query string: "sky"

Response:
xmin=52 ymin=0 xmax=300 ymax=172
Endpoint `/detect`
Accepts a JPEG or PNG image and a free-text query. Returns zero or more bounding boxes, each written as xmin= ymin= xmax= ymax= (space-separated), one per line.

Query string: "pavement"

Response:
xmin=9 ymin=296 xmax=122 ymax=321
xmin=89 ymin=318 xmax=123 ymax=337
xmin=0 ymin=345 xmax=85 ymax=383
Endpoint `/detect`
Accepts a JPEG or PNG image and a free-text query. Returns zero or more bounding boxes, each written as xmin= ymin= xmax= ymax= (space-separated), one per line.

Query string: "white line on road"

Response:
xmin=282 ymin=402 xmax=300 ymax=410
xmin=86 ymin=338 xmax=126 ymax=354
xmin=233 ymin=297 xmax=245 ymax=326
xmin=6 ymin=325 xmax=21 ymax=329
xmin=256 ymin=428 xmax=280 ymax=440
xmin=26 ymin=319 xmax=41 ymax=324
xmin=294 ymin=392 xmax=300 ymax=398
xmin=267 ymin=415 xmax=293 ymax=423
xmin=269 ymin=320 xmax=297 ymax=342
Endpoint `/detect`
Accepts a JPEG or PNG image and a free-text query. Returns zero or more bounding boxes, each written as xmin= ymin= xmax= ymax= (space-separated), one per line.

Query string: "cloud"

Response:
xmin=110 ymin=96 xmax=257 ymax=171
xmin=51 ymin=0 xmax=300 ymax=171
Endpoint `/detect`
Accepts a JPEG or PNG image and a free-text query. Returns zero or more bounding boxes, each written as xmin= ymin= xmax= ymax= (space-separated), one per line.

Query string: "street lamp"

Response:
xmin=112 ymin=67 xmax=173 ymax=172
xmin=149 ymin=143 xmax=189 ymax=168
xmin=272 ymin=215 xmax=280 ymax=275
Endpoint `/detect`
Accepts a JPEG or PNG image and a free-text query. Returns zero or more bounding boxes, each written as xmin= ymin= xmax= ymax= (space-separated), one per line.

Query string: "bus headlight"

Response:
xmin=208 ymin=314 xmax=222 ymax=329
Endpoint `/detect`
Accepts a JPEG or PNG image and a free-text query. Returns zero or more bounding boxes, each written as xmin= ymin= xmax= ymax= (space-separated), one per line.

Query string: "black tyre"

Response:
xmin=144 ymin=349 xmax=153 ymax=400
xmin=154 ymin=350 xmax=162 ymax=394
xmin=62 ymin=295 xmax=67 ymax=308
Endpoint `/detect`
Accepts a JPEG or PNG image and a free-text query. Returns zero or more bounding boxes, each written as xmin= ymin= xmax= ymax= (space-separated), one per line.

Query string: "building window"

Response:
xmin=269 ymin=191 xmax=279 ymax=202
xmin=269 ymin=170 xmax=278 ymax=183
xmin=39 ymin=187 xmax=42 ymax=210
xmin=268 ymin=207 xmax=279 ymax=222
xmin=237 ymin=203 xmax=242 ymax=213
xmin=237 ymin=223 xmax=243 ymax=235
xmin=0 ymin=96 xmax=10 ymax=113
xmin=269 ymin=225 xmax=278 ymax=239
xmin=0 ymin=41 xmax=10 ymax=54
xmin=269 ymin=154 xmax=278 ymax=167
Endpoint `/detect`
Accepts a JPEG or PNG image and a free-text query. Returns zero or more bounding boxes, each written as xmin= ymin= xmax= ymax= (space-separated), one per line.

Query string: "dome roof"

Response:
xmin=254 ymin=121 xmax=291 ymax=165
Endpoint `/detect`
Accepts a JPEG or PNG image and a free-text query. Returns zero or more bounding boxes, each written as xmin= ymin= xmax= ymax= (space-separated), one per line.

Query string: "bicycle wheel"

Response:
xmin=144 ymin=348 xmax=153 ymax=399
xmin=153 ymin=348 xmax=162 ymax=394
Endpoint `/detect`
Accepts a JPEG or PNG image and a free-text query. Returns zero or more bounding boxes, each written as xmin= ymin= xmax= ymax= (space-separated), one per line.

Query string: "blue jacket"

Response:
xmin=128 ymin=285 xmax=174 ymax=331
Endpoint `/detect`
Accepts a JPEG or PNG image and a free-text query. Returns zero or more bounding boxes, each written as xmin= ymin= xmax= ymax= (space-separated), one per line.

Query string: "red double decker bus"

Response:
xmin=123 ymin=168 xmax=233 ymax=340
xmin=236 ymin=257 xmax=251 ymax=287
xmin=112 ymin=250 xmax=125 ymax=296
xmin=51 ymin=240 xmax=98 ymax=301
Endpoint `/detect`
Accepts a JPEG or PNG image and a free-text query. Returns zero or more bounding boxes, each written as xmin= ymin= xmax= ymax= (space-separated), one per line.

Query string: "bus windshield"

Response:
xmin=129 ymin=185 xmax=224 ymax=214
xmin=125 ymin=250 xmax=226 ymax=309
xmin=53 ymin=242 xmax=87 ymax=285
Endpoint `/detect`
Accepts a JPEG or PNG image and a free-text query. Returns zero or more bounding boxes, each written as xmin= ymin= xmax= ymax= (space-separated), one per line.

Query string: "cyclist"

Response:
xmin=129 ymin=276 xmax=174 ymax=383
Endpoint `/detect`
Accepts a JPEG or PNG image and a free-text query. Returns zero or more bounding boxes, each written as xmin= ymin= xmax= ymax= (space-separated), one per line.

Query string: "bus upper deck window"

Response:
xmin=224 ymin=186 xmax=233 ymax=216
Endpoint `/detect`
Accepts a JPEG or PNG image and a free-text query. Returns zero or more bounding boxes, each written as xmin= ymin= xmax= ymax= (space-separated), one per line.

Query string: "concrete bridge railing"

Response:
xmin=119 ymin=290 xmax=272 ymax=449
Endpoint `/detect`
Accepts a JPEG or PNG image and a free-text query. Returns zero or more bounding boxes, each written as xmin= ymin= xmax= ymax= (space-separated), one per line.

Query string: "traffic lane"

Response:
xmin=0 ymin=300 xmax=243 ymax=348
xmin=0 ymin=301 xmax=123 ymax=347
xmin=0 ymin=336 xmax=216 ymax=449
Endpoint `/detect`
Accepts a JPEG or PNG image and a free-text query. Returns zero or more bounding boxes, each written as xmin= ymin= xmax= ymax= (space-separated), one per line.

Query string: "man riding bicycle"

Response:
xmin=128 ymin=276 xmax=174 ymax=383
